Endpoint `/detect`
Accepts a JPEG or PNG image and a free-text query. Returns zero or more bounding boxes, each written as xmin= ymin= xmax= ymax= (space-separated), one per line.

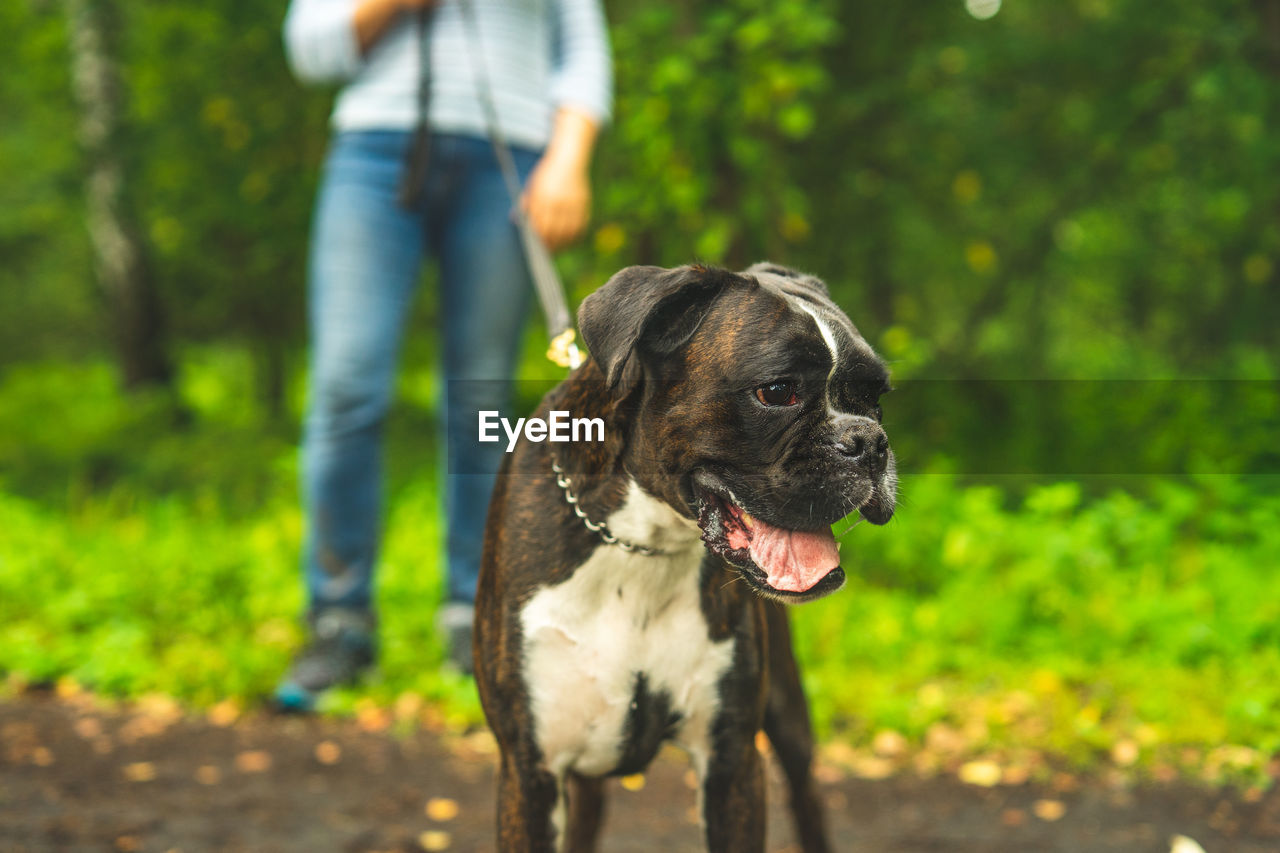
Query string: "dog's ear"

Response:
xmin=744 ymin=261 xmax=830 ymax=298
xmin=579 ymin=264 xmax=731 ymax=400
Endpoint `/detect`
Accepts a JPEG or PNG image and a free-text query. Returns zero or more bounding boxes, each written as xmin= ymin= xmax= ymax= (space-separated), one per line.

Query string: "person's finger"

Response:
xmin=540 ymin=215 xmax=565 ymax=250
xmin=557 ymin=200 xmax=584 ymax=244
xmin=548 ymin=204 xmax=576 ymax=249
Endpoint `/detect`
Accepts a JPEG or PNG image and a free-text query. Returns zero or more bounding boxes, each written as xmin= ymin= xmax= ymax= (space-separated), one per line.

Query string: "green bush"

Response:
xmin=2 ymin=355 xmax=1278 ymax=781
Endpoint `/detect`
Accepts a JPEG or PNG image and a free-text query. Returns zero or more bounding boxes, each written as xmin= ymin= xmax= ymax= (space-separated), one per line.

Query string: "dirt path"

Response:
xmin=2 ymin=693 xmax=1279 ymax=852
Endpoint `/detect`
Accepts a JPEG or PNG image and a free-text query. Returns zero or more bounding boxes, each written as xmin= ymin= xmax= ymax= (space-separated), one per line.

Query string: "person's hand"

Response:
xmin=522 ymin=108 xmax=599 ymax=251
xmin=354 ymin=0 xmax=433 ymax=54
xmin=522 ymin=153 xmax=592 ymax=251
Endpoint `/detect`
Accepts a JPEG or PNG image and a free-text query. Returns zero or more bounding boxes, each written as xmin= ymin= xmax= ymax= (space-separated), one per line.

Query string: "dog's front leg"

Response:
xmin=701 ymin=741 xmax=766 ymax=852
xmin=496 ymin=748 xmax=561 ymax=853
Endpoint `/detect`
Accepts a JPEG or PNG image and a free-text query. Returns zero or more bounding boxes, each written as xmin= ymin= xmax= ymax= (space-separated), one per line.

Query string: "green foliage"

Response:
xmin=2 ymin=356 xmax=1278 ymax=779
xmin=796 ymin=473 xmax=1280 ymax=772
xmin=2 ymin=0 xmax=1278 ymax=471
xmin=0 ymin=354 xmax=473 ymax=714
xmin=591 ymin=0 xmax=839 ymax=265
xmin=0 ymin=1 xmax=93 ymax=361
xmin=3 ymin=0 xmax=1279 ymax=782
xmin=121 ymin=1 xmax=328 ymax=349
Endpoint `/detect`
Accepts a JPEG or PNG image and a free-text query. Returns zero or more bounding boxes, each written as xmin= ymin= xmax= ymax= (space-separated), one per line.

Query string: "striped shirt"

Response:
xmin=283 ymin=0 xmax=612 ymax=150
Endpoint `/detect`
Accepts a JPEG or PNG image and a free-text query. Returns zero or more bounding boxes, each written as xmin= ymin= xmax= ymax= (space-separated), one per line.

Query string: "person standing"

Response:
xmin=276 ymin=0 xmax=611 ymax=709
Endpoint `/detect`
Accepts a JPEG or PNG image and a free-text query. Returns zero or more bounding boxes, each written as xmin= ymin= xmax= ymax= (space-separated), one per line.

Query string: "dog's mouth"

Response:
xmin=692 ymin=477 xmax=845 ymax=602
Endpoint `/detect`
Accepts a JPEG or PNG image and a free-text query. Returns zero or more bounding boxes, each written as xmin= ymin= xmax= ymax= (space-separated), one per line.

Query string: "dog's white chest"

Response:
xmin=520 ymin=484 xmax=736 ymax=778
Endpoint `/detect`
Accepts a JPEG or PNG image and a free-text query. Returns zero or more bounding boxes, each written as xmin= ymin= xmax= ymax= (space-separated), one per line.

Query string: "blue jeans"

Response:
xmin=302 ymin=130 xmax=537 ymax=615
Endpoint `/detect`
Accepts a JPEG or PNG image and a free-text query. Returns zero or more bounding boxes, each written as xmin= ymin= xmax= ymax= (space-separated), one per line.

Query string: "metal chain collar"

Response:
xmin=550 ymin=459 xmax=667 ymax=556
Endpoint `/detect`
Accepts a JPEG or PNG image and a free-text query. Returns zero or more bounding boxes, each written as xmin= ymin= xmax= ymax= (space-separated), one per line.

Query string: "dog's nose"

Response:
xmin=834 ymin=418 xmax=888 ymax=474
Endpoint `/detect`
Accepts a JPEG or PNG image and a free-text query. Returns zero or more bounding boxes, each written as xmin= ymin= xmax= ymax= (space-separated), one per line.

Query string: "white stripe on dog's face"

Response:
xmin=774 ymin=286 xmax=857 ymax=418
xmin=793 ymin=300 xmax=840 ymax=384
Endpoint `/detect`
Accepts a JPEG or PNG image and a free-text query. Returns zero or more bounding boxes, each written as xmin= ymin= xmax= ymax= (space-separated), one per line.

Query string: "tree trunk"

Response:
xmin=66 ymin=0 xmax=173 ymax=390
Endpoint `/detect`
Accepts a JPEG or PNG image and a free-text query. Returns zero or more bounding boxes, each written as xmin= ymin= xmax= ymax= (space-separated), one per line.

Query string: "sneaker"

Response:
xmin=436 ymin=601 xmax=475 ymax=675
xmin=274 ymin=608 xmax=377 ymax=712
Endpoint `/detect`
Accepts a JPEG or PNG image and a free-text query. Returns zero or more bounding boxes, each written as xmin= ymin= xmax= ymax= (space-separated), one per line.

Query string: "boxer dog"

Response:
xmin=474 ymin=263 xmax=896 ymax=852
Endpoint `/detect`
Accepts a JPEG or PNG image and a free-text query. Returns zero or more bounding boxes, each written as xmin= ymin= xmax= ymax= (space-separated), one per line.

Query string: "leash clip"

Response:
xmin=547 ymin=328 xmax=584 ymax=369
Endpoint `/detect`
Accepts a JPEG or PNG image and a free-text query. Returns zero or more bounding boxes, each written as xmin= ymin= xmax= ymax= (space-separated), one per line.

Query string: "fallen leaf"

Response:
xmin=1001 ymin=808 xmax=1026 ymax=827
xmin=620 ymin=774 xmax=645 ymax=792
xmin=119 ymin=715 xmax=169 ymax=743
xmin=1033 ymin=799 xmax=1066 ymax=821
xmin=418 ymin=830 xmax=452 ymax=851
xmin=925 ymin=723 xmax=966 ymax=756
xmin=314 ymin=741 xmax=342 ymax=765
xmin=1001 ymin=764 xmax=1030 ymax=785
xmin=394 ymin=692 xmax=423 ymax=722
xmin=421 ymin=706 xmax=447 ymax=733
xmin=235 ymin=750 xmax=272 ymax=773
xmin=137 ymin=694 xmax=181 ymax=724
xmin=32 ymin=747 xmax=54 ymax=766
xmin=912 ymin=751 xmax=941 ymax=777
xmin=683 ymin=769 xmax=699 ymax=790
xmin=1112 ymin=739 xmax=1139 ymax=767
xmin=74 ymin=718 xmax=104 ymax=739
xmin=114 ymin=835 xmax=141 ymax=851
xmin=1169 ymin=835 xmax=1207 ymax=853
xmin=958 ymin=760 xmax=1002 ymax=787
xmin=425 ymin=797 xmax=460 ymax=822
xmin=872 ymin=730 xmax=908 ymax=758
xmin=207 ymin=700 xmax=240 ymax=728
xmin=755 ymin=731 xmax=771 ymax=754
xmin=998 ymin=691 xmax=1035 ymax=722
xmin=850 ymin=755 xmax=895 ymax=780
xmin=356 ymin=703 xmax=391 ymax=733
xmin=195 ymin=765 xmax=221 ymax=785
xmin=123 ymin=762 xmax=157 ymax=782
xmin=821 ymin=741 xmax=857 ymax=767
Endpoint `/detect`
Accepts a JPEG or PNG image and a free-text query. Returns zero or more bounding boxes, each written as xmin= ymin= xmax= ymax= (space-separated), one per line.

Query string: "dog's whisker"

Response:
xmin=834 ymin=516 xmax=864 ymax=540
xmin=719 ymin=574 xmax=745 ymax=591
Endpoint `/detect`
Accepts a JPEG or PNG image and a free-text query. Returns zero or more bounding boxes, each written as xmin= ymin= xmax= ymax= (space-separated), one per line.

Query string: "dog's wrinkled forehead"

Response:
xmin=741 ymin=262 xmax=883 ymax=382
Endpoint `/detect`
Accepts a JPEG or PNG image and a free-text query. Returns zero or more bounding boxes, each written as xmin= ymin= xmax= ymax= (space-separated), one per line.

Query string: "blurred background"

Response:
xmin=2 ymin=0 xmax=1278 ymax=787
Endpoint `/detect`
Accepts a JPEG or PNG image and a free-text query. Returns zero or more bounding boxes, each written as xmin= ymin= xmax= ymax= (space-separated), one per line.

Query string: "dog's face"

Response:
xmin=579 ymin=263 xmax=896 ymax=602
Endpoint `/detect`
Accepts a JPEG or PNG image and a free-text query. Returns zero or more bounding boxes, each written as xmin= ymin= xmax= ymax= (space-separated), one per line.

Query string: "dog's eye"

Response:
xmin=755 ymin=381 xmax=798 ymax=407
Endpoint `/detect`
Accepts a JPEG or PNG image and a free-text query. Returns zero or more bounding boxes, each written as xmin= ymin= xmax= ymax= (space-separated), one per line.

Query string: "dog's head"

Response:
xmin=579 ymin=263 xmax=896 ymax=602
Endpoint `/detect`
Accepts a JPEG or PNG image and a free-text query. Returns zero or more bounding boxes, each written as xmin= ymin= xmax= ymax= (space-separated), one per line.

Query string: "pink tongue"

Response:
xmin=735 ymin=516 xmax=840 ymax=593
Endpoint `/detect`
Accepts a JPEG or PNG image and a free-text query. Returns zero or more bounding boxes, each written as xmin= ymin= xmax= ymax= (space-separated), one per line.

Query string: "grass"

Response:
xmin=1 ymin=350 xmax=1278 ymax=785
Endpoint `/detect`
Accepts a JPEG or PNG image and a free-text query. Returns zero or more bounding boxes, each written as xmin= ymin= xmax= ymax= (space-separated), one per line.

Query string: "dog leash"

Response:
xmin=404 ymin=6 xmax=645 ymax=549
xmin=456 ymin=0 xmax=584 ymax=370
xmin=396 ymin=7 xmax=435 ymax=209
